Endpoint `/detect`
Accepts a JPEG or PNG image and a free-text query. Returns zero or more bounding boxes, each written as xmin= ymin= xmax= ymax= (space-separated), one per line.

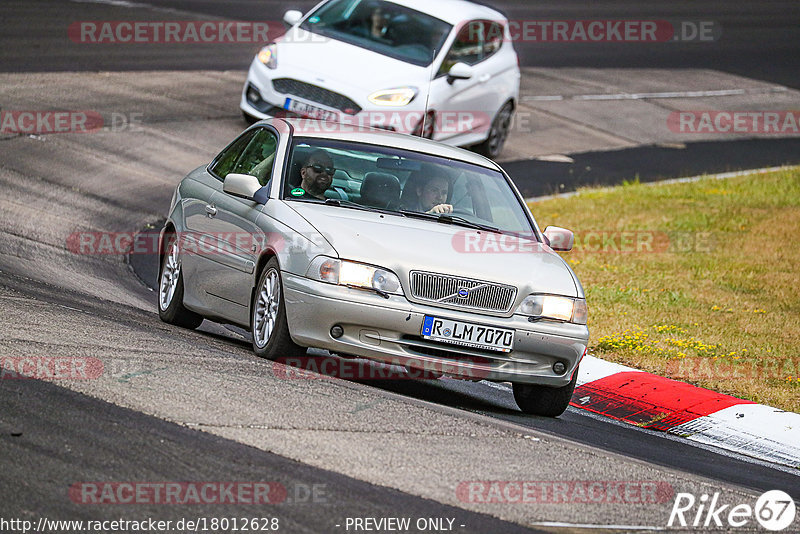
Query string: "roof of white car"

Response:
xmin=379 ymin=0 xmax=506 ymax=25
xmin=272 ymin=118 xmax=502 ymax=171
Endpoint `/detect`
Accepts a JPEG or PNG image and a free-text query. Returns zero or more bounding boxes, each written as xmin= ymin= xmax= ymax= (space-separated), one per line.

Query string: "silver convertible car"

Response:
xmin=158 ymin=118 xmax=589 ymax=416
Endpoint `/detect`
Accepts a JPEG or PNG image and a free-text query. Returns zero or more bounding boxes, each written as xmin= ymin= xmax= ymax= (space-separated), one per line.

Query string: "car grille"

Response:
xmin=409 ymin=272 xmax=517 ymax=313
xmin=271 ymin=78 xmax=362 ymax=115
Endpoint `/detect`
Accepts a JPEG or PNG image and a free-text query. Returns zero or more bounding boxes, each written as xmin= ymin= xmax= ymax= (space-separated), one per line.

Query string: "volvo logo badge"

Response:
xmin=457 ymin=288 xmax=470 ymax=298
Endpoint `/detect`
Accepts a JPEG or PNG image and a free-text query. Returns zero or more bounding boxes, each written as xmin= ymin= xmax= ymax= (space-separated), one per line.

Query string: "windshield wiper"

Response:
xmin=399 ymin=210 xmax=499 ymax=233
xmin=438 ymin=214 xmax=500 ymax=233
xmin=325 ymin=198 xmax=405 ymax=216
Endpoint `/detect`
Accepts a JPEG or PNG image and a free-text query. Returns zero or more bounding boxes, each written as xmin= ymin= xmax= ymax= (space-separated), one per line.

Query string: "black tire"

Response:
xmin=512 ymin=368 xmax=578 ymax=417
xmin=242 ymin=110 xmax=258 ymax=125
xmin=158 ymin=234 xmax=204 ymax=329
xmin=475 ymin=102 xmax=513 ymax=160
xmin=250 ymin=258 xmax=304 ymax=360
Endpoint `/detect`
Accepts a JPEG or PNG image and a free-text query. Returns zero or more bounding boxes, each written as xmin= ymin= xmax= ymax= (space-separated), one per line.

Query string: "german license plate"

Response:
xmin=284 ymin=98 xmax=339 ymax=122
xmin=421 ymin=316 xmax=514 ymax=353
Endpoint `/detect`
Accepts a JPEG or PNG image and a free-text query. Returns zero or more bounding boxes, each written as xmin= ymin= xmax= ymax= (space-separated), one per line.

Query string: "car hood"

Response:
xmin=290 ymin=204 xmax=580 ymax=299
xmin=277 ymin=28 xmax=428 ymax=97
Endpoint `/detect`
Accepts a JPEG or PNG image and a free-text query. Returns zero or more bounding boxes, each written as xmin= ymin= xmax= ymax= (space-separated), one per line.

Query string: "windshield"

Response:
xmin=300 ymin=0 xmax=452 ymax=67
xmin=282 ymin=138 xmax=537 ymax=237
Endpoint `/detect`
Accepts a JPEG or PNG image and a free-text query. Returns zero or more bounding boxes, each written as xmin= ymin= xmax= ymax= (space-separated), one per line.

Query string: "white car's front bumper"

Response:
xmin=239 ymin=58 xmax=490 ymax=147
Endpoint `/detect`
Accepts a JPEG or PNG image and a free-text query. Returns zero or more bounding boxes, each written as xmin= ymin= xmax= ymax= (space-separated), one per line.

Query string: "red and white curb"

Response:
xmin=571 ymin=355 xmax=800 ymax=469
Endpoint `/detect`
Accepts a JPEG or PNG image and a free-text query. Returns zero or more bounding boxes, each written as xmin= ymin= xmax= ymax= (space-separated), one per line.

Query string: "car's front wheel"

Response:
xmin=158 ymin=234 xmax=204 ymax=329
xmin=475 ymin=102 xmax=513 ymax=160
xmin=251 ymin=258 xmax=304 ymax=360
xmin=512 ymin=369 xmax=578 ymax=417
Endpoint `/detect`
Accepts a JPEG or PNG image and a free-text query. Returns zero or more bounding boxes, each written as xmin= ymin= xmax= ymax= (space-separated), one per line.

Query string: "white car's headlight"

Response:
xmin=307 ymin=257 xmax=403 ymax=297
xmin=515 ymin=294 xmax=588 ymax=325
xmin=367 ymin=87 xmax=418 ymax=106
xmin=257 ymin=44 xmax=277 ymax=69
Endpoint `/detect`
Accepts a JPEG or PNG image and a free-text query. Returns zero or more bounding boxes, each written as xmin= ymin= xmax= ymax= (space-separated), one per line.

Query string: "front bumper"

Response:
xmin=283 ymin=273 xmax=589 ymax=386
xmin=240 ymin=58 xmax=423 ymax=135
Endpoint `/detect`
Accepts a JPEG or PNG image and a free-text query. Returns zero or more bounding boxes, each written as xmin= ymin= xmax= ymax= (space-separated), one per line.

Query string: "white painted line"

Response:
xmin=535 ymin=154 xmax=575 ymax=163
xmin=522 ymin=86 xmax=787 ymax=103
xmin=69 ymin=0 xmax=208 ymax=17
xmin=533 ymin=522 xmax=664 ymax=531
xmin=524 ymin=165 xmax=796 ymax=203
xmin=479 ymin=380 xmax=511 ymax=392
xmin=71 ymin=0 xmax=152 ymax=8
xmin=639 ymin=165 xmax=794 ymax=187
xmin=523 ymin=95 xmax=565 ymax=101
xmin=575 ymin=354 xmax=640 ymax=386
xmin=574 ymin=89 xmax=748 ymax=101
xmin=670 ymin=404 xmax=800 ymax=468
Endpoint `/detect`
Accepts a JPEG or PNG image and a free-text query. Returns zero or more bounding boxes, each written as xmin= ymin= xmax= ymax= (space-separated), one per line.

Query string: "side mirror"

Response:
xmin=447 ymin=62 xmax=473 ymax=85
xmin=223 ymin=173 xmax=265 ymax=203
xmin=283 ymin=10 xmax=303 ymax=27
xmin=543 ymin=226 xmax=574 ymax=252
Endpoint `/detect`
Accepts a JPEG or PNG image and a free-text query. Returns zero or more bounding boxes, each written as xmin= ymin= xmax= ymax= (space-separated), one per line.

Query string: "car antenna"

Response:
xmin=420 ymin=47 xmax=436 ymax=139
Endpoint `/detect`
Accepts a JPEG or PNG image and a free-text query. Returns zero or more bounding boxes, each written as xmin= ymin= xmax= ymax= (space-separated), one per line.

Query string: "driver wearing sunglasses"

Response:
xmin=299 ymin=150 xmax=336 ymax=200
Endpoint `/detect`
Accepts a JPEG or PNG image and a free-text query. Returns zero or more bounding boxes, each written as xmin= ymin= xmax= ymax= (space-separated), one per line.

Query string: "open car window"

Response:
xmin=210 ymin=128 xmax=278 ymax=186
xmin=282 ymin=138 xmax=534 ymax=235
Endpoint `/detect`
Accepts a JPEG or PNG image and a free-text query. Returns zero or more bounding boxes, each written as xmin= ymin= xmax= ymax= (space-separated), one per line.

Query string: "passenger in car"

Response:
xmin=298 ymin=149 xmax=336 ymax=200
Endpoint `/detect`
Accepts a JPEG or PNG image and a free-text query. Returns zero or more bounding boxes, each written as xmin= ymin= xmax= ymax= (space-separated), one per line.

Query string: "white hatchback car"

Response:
xmin=240 ymin=0 xmax=520 ymax=159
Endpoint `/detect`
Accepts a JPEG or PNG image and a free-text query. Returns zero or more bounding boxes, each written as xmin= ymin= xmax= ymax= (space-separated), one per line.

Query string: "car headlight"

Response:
xmin=367 ymin=87 xmax=418 ymax=106
xmin=257 ymin=44 xmax=277 ymax=69
xmin=515 ymin=295 xmax=588 ymax=325
xmin=307 ymin=257 xmax=403 ymax=297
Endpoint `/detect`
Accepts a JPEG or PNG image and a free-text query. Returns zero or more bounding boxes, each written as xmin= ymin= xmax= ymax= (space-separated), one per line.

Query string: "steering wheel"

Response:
xmin=450 ymin=207 xmax=474 ymax=217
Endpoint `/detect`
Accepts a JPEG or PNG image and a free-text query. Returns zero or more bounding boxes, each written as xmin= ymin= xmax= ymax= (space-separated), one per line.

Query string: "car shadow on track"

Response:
xmin=275 ymin=350 xmax=526 ymax=417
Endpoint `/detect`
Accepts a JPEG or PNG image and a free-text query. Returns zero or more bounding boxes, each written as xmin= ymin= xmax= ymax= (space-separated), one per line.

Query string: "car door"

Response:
xmin=478 ymin=20 xmax=517 ymax=113
xmin=203 ymin=126 xmax=281 ymax=325
xmin=178 ymin=129 xmax=258 ymax=313
xmin=429 ymin=20 xmax=508 ymax=143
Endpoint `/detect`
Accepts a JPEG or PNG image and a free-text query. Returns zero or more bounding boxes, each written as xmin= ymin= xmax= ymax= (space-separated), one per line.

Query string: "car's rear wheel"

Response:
xmin=251 ymin=258 xmax=304 ymax=360
xmin=158 ymin=234 xmax=204 ymax=329
xmin=512 ymin=369 xmax=578 ymax=417
xmin=475 ymin=102 xmax=513 ymax=160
